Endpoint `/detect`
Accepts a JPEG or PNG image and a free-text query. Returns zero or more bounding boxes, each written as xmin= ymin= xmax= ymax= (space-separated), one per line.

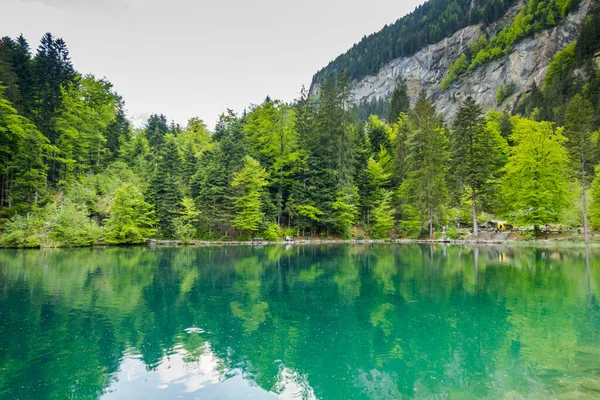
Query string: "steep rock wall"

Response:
xmin=311 ymin=0 xmax=592 ymax=123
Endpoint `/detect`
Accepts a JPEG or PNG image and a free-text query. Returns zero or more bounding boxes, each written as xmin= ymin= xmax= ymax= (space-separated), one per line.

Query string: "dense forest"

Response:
xmin=0 ymin=0 xmax=600 ymax=247
xmin=312 ymin=0 xmax=519 ymax=85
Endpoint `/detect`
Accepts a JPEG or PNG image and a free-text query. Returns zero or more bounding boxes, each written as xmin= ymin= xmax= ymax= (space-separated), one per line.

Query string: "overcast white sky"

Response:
xmin=4 ymin=0 xmax=425 ymax=129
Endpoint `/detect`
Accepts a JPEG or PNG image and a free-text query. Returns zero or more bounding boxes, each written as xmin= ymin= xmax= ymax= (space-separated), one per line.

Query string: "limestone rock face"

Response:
xmin=310 ymin=0 xmax=592 ymax=123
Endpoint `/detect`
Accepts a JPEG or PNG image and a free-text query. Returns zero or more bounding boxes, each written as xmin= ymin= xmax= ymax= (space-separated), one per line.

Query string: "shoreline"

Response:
xmin=146 ymin=237 xmax=600 ymax=248
xmin=3 ymin=237 xmax=599 ymax=250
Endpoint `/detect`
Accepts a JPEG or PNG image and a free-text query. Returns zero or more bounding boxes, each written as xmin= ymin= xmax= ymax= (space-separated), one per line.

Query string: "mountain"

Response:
xmin=310 ymin=0 xmax=598 ymax=122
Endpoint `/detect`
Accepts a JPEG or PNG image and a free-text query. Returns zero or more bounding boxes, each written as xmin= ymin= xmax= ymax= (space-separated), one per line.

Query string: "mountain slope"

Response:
xmin=311 ymin=0 xmax=595 ymax=122
xmin=312 ymin=0 xmax=519 ymax=85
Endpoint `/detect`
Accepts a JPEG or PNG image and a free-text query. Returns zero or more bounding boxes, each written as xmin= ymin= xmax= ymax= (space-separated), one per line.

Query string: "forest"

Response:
xmin=0 ymin=2 xmax=600 ymax=247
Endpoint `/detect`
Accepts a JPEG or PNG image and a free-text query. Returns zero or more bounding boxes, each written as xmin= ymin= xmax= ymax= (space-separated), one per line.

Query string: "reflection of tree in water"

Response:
xmin=0 ymin=245 xmax=599 ymax=399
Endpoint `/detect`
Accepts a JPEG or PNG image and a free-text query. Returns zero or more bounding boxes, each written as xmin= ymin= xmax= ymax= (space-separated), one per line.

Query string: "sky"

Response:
xmin=4 ymin=0 xmax=426 ymax=129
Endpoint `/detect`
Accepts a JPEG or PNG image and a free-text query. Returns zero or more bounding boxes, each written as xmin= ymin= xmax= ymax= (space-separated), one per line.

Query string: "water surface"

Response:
xmin=0 ymin=244 xmax=599 ymax=399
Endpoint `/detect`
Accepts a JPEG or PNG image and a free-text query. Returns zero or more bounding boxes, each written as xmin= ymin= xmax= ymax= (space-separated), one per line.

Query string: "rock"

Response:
xmin=311 ymin=0 xmax=593 ymax=124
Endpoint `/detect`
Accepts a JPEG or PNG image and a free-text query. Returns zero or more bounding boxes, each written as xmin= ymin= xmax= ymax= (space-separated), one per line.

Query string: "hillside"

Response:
xmin=311 ymin=0 xmax=597 ymax=122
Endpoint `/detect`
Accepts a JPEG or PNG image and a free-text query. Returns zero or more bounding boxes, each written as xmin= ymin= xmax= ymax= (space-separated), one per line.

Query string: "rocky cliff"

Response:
xmin=311 ymin=0 xmax=593 ymax=123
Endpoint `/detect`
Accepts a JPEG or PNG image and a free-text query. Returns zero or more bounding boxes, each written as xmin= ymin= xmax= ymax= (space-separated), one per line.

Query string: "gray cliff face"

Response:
xmin=311 ymin=0 xmax=592 ymax=123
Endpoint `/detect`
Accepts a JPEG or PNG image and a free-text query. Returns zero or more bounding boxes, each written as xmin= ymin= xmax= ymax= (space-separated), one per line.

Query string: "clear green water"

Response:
xmin=0 ymin=244 xmax=599 ymax=400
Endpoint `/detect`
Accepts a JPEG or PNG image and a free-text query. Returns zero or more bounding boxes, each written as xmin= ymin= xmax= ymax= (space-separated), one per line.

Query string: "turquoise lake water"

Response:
xmin=0 ymin=244 xmax=599 ymax=399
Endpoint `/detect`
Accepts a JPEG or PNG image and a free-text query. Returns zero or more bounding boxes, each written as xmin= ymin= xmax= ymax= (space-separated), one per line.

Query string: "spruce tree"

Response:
xmin=31 ymin=33 xmax=75 ymax=143
xmin=145 ymin=114 xmax=169 ymax=151
xmin=563 ymin=94 xmax=595 ymax=242
xmin=399 ymin=91 xmax=448 ymax=237
xmin=388 ymin=80 xmax=410 ymax=124
xmin=147 ymin=137 xmax=182 ymax=237
xmin=450 ymin=98 xmax=506 ymax=237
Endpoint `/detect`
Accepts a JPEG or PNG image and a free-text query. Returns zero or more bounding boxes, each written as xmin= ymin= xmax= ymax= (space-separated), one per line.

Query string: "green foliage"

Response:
xmin=46 ymin=199 xmax=102 ymax=246
xmin=450 ymin=98 xmax=507 ymax=231
xmin=332 ymin=187 xmax=360 ymax=239
xmin=399 ymin=91 xmax=449 ymax=236
xmin=501 ymin=117 xmax=570 ymax=227
xmin=0 ymin=213 xmax=45 ymax=247
xmin=388 ymin=80 xmax=410 ymax=124
xmin=496 ymin=81 xmax=516 ymax=105
xmin=4 ymin=27 xmax=600 ymax=246
xmin=441 ymin=0 xmax=580 ymax=85
xmin=232 ymin=156 xmax=270 ymax=234
xmin=262 ymin=223 xmax=282 ymax=241
xmin=0 ymin=199 xmax=102 ymax=247
xmin=441 ymin=54 xmax=469 ymax=89
xmin=371 ymin=191 xmax=396 ymax=239
xmin=54 ymin=75 xmax=117 ymax=185
xmin=173 ymin=197 xmax=201 ymax=242
xmin=545 ymin=42 xmax=576 ymax=88
xmin=104 ymin=184 xmax=157 ymax=244
xmin=589 ymin=167 xmax=600 ymax=230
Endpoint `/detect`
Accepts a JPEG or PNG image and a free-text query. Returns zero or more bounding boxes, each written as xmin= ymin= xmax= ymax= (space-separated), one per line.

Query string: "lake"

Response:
xmin=0 ymin=244 xmax=599 ymax=399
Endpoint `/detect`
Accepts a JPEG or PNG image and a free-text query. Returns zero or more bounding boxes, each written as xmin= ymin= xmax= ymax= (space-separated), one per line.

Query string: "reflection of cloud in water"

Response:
xmin=102 ymin=345 xmax=315 ymax=399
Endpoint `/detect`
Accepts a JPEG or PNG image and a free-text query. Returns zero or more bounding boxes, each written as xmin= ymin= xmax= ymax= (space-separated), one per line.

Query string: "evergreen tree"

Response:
xmin=450 ymin=98 xmax=506 ymax=236
xmin=31 ymin=33 xmax=76 ymax=143
xmin=366 ymin=115 xmax=392 ymax=156
xmin=146 ymin=136 xmax=182 ymax=237
xmin=145 ymin=114 xmax=169 ymax=150
xmin=332 ymin=186 xmax=360 ymax=239
xmin=371 ymin=190 xmax=396 ymax=239
xmin=244 ymin=100 xmax=300 ymax=226
xmin=399 ymin=91 xmax=448 ymax=237
xmin=105 ymin=97 xmax=130 ymax=162
xmin=563 ymin=94 xmax=596 ymax=242
xmin=191 ymin=111 xmax=247 ymax=238
xmin=388 ymin=80 xmax=410 ymax=124
xmin=391 ymin=114 xmax=411 ymax=188
xmin=0 ymin=37 xmax=21 ymax=107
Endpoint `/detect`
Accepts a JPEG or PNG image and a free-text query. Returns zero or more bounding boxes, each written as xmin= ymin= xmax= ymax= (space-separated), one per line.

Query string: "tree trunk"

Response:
xmin=472 ymin=187 xmax=478 ymax=238
xmin=582 ymin=178 xmax=589 ymax=242
xmin=429 ymin=209 xmax=433 ymax=238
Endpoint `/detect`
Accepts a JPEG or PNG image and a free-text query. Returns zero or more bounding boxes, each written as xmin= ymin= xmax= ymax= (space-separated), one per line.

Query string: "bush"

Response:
xmin=496 ymin=81 xmax=516 ymax=105
xmin=262 ymin=223 xmax=282 ymax=241
xmin=0 ymin=213 xmax=45 ymax=248
xmin=46 ymin=200 xmax=103 ymax=247
xmin=0 ymin=199 xmax=102 ymax=248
